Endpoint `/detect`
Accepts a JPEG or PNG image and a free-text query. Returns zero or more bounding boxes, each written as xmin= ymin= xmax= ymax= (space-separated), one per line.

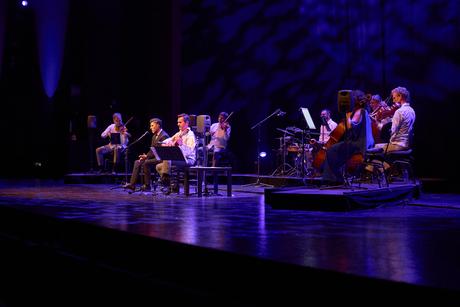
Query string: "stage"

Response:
xmin=1 ymin=177 xmax=460 ymax=305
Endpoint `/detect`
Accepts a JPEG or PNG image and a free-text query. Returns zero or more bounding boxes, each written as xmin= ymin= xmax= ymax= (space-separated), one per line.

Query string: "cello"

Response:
xmin=312 ymin=96 xmax=370 ymax=174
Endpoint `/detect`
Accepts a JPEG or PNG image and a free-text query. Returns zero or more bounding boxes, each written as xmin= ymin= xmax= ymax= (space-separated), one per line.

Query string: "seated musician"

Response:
xmin=123 ymin=118 xmax=169 ymax=192
xmin=369 ymin=94 xmax=392 ymax=143
xmin=321 ymin=90 xmax=374 ymax=185
xmin=316 ymin=109 xmax=338 ymax=144
xmin=373 ymin=86 xmax=415 ymax=153
xmin=95 ymin=112 xmax=131 ymax=174
xmin=156 ymin=113 xmax=196 ymax=194
xmin=208 ymin=111 xmax=231 ymax=166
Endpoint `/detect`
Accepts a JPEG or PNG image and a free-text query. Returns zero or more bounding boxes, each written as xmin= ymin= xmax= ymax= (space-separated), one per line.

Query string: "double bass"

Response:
xmin=312 ymin=97 xmax=370 ymax=174
xmin=312 ymin=125 xmax=365 ymax=174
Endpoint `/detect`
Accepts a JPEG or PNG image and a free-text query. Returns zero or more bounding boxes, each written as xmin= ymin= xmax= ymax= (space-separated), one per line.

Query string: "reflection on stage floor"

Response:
xmin=1 ymin=179 xmax=460 ymax=305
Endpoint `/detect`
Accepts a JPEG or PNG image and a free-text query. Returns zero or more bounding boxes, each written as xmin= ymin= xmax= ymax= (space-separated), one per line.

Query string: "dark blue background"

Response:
xmin=1 ymin=0 xmax=458 ymax=181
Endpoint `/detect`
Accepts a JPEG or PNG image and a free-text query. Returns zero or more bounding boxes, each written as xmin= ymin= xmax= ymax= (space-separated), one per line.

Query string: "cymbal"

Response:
xmin=276 ymin=128 xmax=294 ymax=136
xmin=274 ymin=136 xmax=292 ymax=140
xmin=285 ymin=126 xmax=303 ymax=133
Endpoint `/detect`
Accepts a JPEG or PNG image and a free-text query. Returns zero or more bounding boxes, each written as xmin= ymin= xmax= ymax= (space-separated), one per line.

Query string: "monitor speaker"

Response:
xmin=197 ymin=115 xmax=211 ymax=133
xmin=337 ymin=90 xmax=353 ymax=113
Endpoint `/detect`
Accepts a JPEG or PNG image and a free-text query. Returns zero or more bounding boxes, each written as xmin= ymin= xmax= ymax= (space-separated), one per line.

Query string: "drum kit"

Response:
xmin=271 ymin=126 xmax=319 ymax=177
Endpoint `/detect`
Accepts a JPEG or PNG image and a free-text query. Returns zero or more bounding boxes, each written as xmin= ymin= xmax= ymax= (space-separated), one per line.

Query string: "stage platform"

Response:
xmin=1 ymin=179 xmax=460 ymax=305
xmin=265 ymin=183 xmax=421 ymax=211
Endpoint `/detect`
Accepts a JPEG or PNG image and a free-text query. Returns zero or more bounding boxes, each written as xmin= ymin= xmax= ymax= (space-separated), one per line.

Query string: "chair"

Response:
xmin=360 ymin=132 xmax=416 ymax=186
xmin=103 ymin=147 xmax=128 ymax=174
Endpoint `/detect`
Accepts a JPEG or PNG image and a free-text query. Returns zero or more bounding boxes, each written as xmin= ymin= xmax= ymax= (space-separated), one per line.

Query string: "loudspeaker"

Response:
xmin=87 ymin=115 xmax=97 ymax=129
xmin=337 ymin=90 xmax=353 ymax=113
xmin=197 ymin=115 xmax=211 ymax=133
xmin=189 ymin=114 xmax=197 ymax=128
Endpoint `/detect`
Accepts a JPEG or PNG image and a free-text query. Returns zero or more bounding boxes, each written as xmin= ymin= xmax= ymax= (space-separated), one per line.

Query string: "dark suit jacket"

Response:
xmin=146 ymin=129 xmax=169 ymax=160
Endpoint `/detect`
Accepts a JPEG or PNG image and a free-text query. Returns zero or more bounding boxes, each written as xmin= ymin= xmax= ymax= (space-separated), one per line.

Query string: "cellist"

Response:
xmin=321 ymin=90 xmax=375 ymax=185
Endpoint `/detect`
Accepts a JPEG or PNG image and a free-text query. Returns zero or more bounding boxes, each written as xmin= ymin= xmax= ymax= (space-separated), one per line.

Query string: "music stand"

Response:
xmin=110 ymin=132 xmax=121 ymax=145
xmin=299 ymin=108 xmax=317 ymax=178
xmin=150 ymin=146 xmax=187 ymax=163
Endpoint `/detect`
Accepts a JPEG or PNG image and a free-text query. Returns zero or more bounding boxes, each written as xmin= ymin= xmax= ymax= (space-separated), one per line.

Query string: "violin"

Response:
xmin=375 ymin=102 xmax=400 ymax=121
xmin=220 ymin=111 xmax=234 ymax=130
xmin=115 ymin=116 xmax=133 ymax=133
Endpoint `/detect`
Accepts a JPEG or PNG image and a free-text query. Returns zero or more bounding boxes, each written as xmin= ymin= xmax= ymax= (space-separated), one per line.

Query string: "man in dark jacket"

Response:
xmin=124 ymin=118 xmax=169 ymax=191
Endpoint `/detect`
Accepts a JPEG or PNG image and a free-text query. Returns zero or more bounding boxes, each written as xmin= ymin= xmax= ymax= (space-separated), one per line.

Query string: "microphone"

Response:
xmin=321 ymin=116 xmax=331 ymax=131
xmin=277 ymin=110 xmax=287 ymax=116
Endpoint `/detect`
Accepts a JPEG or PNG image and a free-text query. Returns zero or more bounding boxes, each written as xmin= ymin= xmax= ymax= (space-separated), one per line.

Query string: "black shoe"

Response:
xmin=164 ymin=184 xmax=179 ymax=195
xmin=123 ymin=183 xmax=135 ymax=191
xmin=140 ymin=184 xmax=151 ymax=192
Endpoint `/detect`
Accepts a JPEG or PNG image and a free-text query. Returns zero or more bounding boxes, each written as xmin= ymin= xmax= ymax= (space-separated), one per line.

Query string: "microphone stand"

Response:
xmin=243 ymin=109 xmax=282 ymax=188
xmin=112 ymin=130 xmax=149 ymax=189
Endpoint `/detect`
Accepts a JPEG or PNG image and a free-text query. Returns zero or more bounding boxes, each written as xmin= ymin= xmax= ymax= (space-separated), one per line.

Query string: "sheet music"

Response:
xmin=300 ymin=108 xmax=316 ymax=130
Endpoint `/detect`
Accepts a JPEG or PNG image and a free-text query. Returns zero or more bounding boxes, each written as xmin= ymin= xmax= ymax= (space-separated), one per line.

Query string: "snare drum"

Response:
xmin=287 ymin=145 xmax=300 ymax=153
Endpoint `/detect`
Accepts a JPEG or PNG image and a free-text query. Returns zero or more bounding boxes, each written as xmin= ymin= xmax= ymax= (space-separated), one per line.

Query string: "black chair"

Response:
xmin=360 ymin=131 xmax=416 ymax=186
xmin=103 ymin=147 xmax=128 ymax=174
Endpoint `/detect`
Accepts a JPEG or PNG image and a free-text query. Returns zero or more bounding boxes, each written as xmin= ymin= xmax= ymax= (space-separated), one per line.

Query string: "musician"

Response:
xmin=157 ymin=113 xmax=196 ymax=193
xmin=317 ymin=109 xmax=337 ymax=144
xmin=95 ymin=112 xmax=130 ymax=174
xmin=369 ymin=94 xmax=391 ymax=143
xmin=208 ymin=112 xmax=231 ymax=166
xmin=374 ymin=86 xmax=415 ymax=152
xmin=321 ymin=90 xmax=374 ymax=185
xmin=123 ymin=118 xmax=169 ymax=192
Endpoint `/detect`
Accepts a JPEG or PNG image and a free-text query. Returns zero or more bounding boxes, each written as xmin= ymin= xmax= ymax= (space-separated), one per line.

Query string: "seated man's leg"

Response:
xmin=127 ymin=159 xmax=142 ymax=187
xmin=156 ymin=160 xmax=171 ymax=188
xmin=168 ymin=161 xmax=189 ymax=193
xmin=112 ymin=146 xmax=125 ymax=173
xmin=142 ymin=159 xmax=159 ymax=189
xmin=96 ymin=145 xmax=113 ymax=172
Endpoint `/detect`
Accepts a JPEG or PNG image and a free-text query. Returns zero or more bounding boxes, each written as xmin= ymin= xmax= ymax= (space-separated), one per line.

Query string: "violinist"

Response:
xmin=95 ymin=112 xmax=130 ymax=174
xmin=208 ymin=111 xmax=231 ymax=166
xmin=369 ymin=94 xmax=392 ymax=143
xmin=321 ymin=90 xmax=374 ymax=185
xmin=373 ymin=86 xmax=415 ymax=153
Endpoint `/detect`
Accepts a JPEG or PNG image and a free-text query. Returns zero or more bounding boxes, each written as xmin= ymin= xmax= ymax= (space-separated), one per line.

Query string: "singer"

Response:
xmin=123 ymin=118 xmax=169 ymax=192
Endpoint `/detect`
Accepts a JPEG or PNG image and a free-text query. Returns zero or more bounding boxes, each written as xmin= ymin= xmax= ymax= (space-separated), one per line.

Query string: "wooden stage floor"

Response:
xmin=1 ymin=178 xmax=460 ymax=305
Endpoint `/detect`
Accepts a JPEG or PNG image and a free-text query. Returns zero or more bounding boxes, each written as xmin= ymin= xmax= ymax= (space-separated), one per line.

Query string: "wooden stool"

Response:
xmin=184 ymin=166 xmax=232 ymax=197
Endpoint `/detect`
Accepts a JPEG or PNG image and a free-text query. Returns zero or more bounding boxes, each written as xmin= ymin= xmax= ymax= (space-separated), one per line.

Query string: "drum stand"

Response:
xmin=271 ymin=133 xmax=294 ymax=176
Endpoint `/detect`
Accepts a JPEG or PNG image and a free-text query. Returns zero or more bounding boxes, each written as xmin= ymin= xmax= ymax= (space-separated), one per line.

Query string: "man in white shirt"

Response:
xmin=157 ymin=113 xmax=196 ymax=193
xmin=208 ymin=112 xmax=231 ymax=166
xmin=317 ymin=109 xmax=337 ymax=144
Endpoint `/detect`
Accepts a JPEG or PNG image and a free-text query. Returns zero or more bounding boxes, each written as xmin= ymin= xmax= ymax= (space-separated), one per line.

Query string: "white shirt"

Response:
xmin=390 ymin=102 xmax=415 ymax=149
xmin=319 ymin=119 xmax=337 ymax=143
xmin=208 ymin=122 xmax=231 ymax=152
xmin=163 ymin=128 xmax=197 ymax=165
xmin=101 ymin=123 xmax=129 ymax=148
